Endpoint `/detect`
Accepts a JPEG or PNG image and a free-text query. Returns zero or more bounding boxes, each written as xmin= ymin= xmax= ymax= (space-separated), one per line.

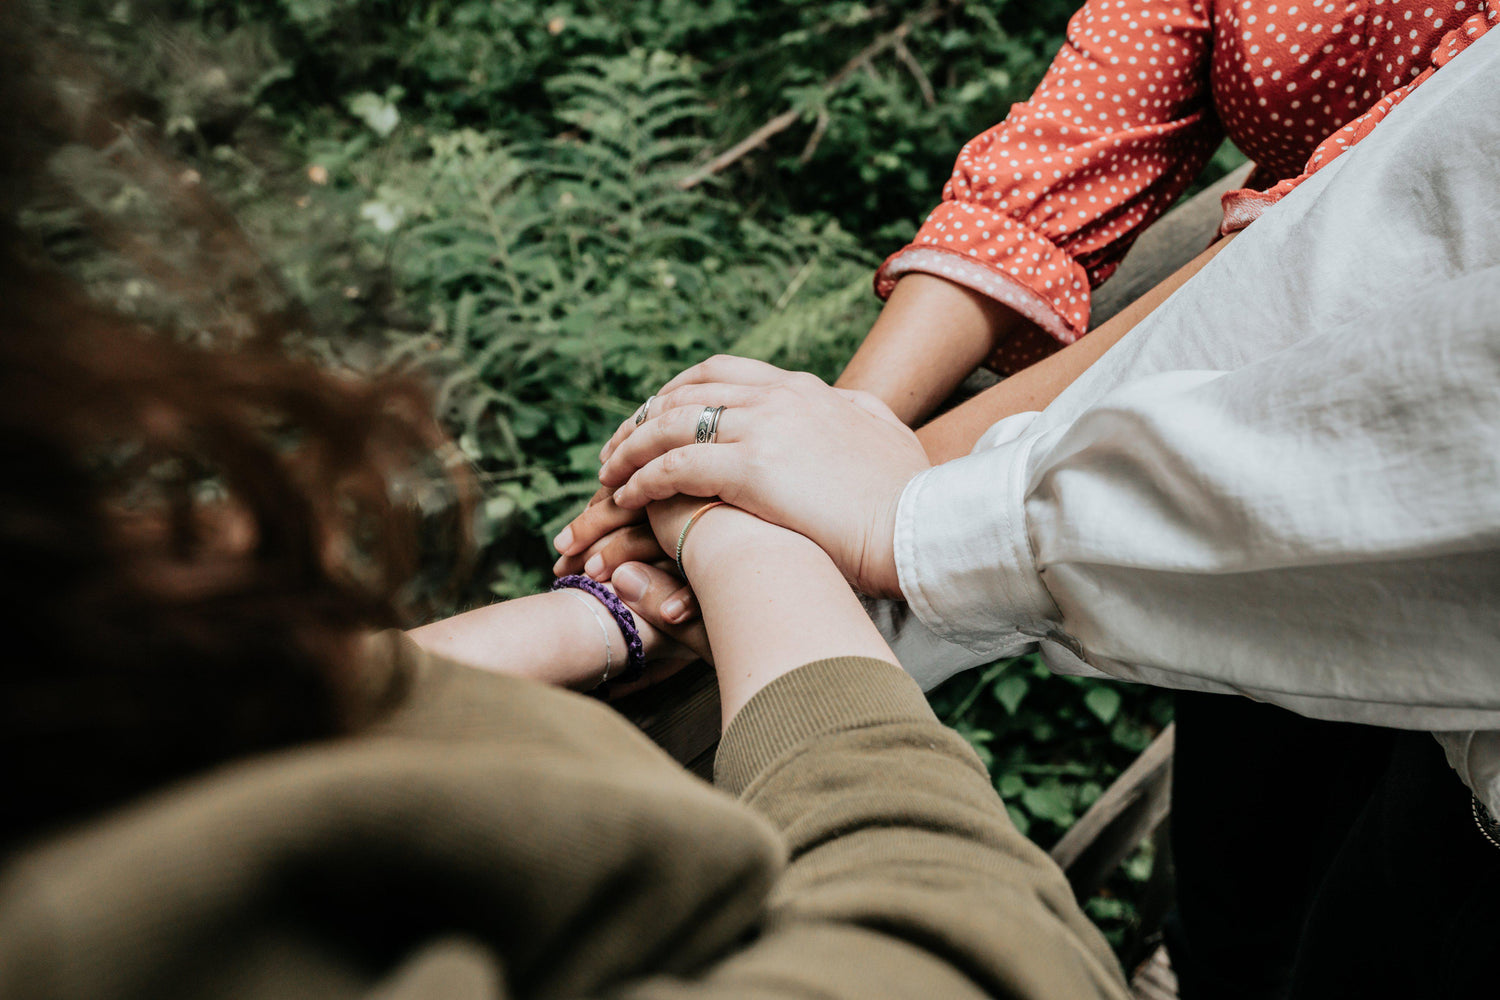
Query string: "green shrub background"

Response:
xmin=49 ymin=0 xmax=1246 ymax=959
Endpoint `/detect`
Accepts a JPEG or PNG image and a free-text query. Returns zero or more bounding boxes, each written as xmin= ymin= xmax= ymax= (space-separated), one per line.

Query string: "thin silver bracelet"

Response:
xmin=559 ymin=589 xmax=613 ymax=686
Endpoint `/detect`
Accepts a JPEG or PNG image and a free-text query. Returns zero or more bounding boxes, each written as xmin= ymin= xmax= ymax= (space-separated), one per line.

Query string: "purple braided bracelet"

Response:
xmin=551 ymin=575 xmax=645 ymax=684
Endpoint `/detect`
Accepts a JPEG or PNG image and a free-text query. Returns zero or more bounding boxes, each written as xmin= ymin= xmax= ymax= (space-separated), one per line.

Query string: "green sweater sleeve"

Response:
xmin=621 ymin=656 xmax=1130 ymax=1000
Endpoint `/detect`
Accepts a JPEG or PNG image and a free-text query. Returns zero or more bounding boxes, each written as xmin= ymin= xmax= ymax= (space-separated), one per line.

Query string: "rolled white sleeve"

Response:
xmin=884 ymin=29 xmax=1500 ymax=752
xmin=895 ymin=412 xmax=1056 ymax=656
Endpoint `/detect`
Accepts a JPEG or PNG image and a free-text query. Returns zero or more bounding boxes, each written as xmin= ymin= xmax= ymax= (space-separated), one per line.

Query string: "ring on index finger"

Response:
xmin=695 ymin=405 xmax=726 ymax=444
xmin=634 ymin=395 xmax=657 ymax=426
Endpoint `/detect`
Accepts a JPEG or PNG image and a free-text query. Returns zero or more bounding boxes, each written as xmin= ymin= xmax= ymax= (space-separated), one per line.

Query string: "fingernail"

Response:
xmin=584 ymin=553 xmax=604 ymax=579
xmin=551 ymin=557 xmax=566 ymax=576
xmin=662 ymin=597 xmax=687 ymax=622
xmin=553 ymin=527 xmax=573 ymax=553
xmin=612 ymin=564 xmax=647 ymax=602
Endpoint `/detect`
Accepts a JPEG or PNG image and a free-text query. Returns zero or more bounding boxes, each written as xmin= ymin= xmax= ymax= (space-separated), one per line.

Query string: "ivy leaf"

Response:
xmin=993 ymin=674 xmax=1029 ymax=716
xmin=1020 ymin=780 xmax=1075 ymax=825
xmin=1084 ymin=685 xmax=1122 ymax=725
xmin=347 ymin=91 xmax=400 ymax=137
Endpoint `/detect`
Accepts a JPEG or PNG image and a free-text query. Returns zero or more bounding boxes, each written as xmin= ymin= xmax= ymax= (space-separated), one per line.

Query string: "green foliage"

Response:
xmin=137 ymin=0 xmax=1081 ymax=238
xmin=60 ymin=0 xmax=1197 ymax=961
xmin=364 ymin=52 xmax=879 ymax=587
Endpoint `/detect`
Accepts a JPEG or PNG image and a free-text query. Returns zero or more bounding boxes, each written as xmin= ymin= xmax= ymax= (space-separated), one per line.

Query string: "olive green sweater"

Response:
xmin=0 ymin=636 xmax=1128 ymax=1000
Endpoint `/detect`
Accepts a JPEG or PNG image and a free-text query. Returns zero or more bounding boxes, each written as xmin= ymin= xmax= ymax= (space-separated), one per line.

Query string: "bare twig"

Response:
xmin=678 ymin=0 xmax=960 ymax=191
xmin=894 ymin=39 xmax=937 ymax=106
xmin=707 ymin=3 xmax=894 ymax=77
xmin=797 ymin=106 xmax=831 ymax=164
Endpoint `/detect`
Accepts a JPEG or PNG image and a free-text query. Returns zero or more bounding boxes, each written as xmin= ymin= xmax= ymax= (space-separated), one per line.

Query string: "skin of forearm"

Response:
xmin=917 ymin=232 xmax=1239 ymax=464
xmin=835 ymin=273 xmax=1024 ymax=426
xmin=680 ymin=507 xmax=896 ymax=728
xmin=407 ymin=592 xmax=619 ymax=689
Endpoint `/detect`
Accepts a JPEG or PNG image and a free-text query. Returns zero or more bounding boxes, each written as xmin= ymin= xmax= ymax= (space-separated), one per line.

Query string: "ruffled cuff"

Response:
xmin=876 ymin=202 xmax=1091 ymax=348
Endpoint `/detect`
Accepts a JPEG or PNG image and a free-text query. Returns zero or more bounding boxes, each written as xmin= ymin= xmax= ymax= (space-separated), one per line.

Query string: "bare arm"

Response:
xmin=406 ymin=593 xmax=637 ymax=690
xmin=916 ymin=231 xmax=1237 ymax=463
xmin=640 ymin=501 xmax=896 ymax=727
xmin=834 ymin=274 xmax=1025 ymax=426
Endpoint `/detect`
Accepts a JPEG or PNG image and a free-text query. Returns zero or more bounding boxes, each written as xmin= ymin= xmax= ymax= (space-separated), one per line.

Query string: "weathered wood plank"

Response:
xmin=1049 ymin=723 xmax=1175 ymax=900
xmin=620 ymin=661 xmax=720 ymax=769
xmin=1090 ymin=163 xmax=1252 ymax=326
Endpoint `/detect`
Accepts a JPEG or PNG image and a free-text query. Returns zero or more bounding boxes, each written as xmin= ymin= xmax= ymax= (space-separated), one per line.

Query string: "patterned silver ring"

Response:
xmin=634 ymin=394 xmax=657 ymax=426
xmin=695 ymin=405 xmax=725 ymax=444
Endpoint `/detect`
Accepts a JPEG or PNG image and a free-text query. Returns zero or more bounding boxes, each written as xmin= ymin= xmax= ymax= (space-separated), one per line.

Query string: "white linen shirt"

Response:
xmin=875 ymin=29 xmax=1500 ymax=816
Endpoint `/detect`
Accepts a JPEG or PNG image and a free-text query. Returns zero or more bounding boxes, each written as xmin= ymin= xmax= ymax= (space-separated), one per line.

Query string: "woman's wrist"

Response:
xmin=836 ymin=273 xmax=1021 ymax=426
xmin=680 ymin=505 xmax=817 ymax=584
xmin=408 ymin=591 xmax=624 ymax=690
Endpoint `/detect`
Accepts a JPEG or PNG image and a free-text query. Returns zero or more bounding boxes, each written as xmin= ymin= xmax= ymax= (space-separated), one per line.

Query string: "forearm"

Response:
xmin=692 ymin=657 xmax=1129 ymax=1000
xmin=836 ymin=274 xmax=1023 ymax=426
xmin=406 ymin=592 xmax=617 ymax=690
xmin=679 ymin=507 xmax=895 ymax=727
xmin=917 ymin=231 xmax=1238 ymax=463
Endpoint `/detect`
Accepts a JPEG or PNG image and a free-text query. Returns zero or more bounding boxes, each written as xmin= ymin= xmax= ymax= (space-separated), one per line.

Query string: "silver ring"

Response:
xmin=695 ymin=405 xmax=725 ymax=444
xmin=634 ymin=394 xmax=657 ymax=426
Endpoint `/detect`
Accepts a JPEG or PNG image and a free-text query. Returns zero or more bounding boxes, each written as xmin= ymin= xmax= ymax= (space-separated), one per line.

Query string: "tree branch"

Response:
xmin=894 ymin=39 xmax=937 ymax=106
xmin=678 ymin=0 xmax=961 ymax=191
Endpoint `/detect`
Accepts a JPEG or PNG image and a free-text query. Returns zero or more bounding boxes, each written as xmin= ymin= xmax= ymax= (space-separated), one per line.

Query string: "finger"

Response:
xmin=612 ymin=561 xmax=713 ymax=662
xmin=565 ymin=524 xmax=663 ymax=581
xmin=613 ymin=444 xmax=746 ymax=510
xmin=657 ymin=581 xmax=699 ymax=624
xmin=599 ymin=398 xmax=663 ymax=466
xmin=599 ymin=397 xmax=750 ymax=488
xmin=658 ymin=354 xmax=786 ymax=396
xmin=600 ymin=383 xmax=761 ymax=464
xmin=552 ymin=491 xmax=642 ymax=560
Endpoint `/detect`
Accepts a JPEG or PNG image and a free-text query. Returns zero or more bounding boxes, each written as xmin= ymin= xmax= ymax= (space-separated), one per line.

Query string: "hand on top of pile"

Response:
xmin=554 ymin=356 xmax=930 ymax=600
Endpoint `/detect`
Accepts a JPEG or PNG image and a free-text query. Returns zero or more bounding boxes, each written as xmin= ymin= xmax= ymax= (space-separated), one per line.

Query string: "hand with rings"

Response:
xmin=552 ymin=392 xmax=690 ymax=594
xmin=564 ymin=356 xmax=931 ymax=599
xmin=552 ymin=403 xmax=723 ymax=593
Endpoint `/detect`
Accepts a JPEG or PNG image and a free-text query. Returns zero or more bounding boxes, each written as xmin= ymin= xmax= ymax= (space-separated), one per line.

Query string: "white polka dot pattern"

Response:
xmin=875 ymin=0 xmax=1495 ymax=374
xmin=1221 ymin=3 xmax=1497 ymax=233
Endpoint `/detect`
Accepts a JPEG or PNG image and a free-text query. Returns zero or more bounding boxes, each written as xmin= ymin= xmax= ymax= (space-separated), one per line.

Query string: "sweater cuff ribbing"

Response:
xmin=714 ymin=657 xmax=935 ymax=797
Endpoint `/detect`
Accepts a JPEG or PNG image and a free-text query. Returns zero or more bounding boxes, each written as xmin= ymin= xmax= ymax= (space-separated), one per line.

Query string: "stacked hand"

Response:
xmin=555 ymin=356 xmax=930 ymax=601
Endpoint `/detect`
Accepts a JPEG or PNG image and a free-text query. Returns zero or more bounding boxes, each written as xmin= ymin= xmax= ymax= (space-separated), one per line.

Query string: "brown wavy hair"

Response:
xmin=1 ymin=12 xmax=470 ymax=844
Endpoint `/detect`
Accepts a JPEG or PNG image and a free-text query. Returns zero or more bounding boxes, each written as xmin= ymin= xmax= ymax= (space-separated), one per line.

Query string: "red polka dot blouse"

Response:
xmin=876 ymin=0 xmax=1497 ymax=373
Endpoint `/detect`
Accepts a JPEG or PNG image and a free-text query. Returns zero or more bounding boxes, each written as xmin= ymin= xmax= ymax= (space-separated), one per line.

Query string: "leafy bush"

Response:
xmin=59 ymin=0 xmax=1182 ymax=959
xmin=359 ymin=51 xmax=881 ymax=592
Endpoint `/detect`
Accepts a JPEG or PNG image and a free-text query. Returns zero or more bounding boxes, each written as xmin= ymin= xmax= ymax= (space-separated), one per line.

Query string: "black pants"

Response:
xmin=1166 ymin=692 xmax=1500 ymax=1000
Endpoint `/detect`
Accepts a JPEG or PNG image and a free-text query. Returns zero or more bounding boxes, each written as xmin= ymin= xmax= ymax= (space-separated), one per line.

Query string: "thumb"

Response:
xmin=612 ymin=561 xmax=712 ymax=665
